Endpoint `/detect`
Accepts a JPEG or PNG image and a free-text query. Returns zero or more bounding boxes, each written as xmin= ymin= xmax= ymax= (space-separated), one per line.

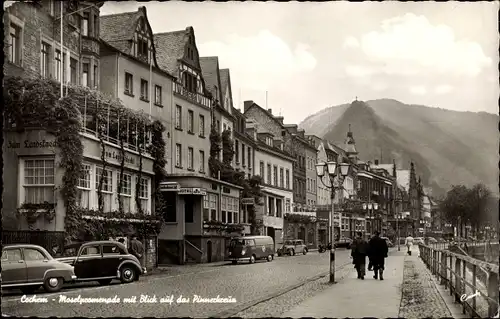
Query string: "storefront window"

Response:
xmin=22 ymin=159 xmax=55 ymax=204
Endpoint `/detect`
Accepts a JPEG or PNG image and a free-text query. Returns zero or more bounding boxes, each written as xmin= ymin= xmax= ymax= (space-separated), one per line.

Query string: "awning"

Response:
xmin=384 ymin=181 xmax=392 ymax=186
xmin=357 ymin=172 xmax=373 ymax=179
xmin=262 ymin=188 xmax=286 ymax=198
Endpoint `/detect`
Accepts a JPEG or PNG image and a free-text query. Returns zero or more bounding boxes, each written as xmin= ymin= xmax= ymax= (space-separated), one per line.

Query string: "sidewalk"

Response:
xmin=282 ymin=248 xmax=406 ymax=318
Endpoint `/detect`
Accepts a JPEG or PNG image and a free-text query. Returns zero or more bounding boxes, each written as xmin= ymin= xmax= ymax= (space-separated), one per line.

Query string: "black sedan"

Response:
xmin=55 ymin=241 xmax=145 ymax=285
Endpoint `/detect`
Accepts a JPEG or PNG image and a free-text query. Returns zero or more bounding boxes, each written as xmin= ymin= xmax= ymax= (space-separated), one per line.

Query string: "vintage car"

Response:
xmin=55 ymin=241 xmax=145 ymax=285
xmin=335 ymin=237 xmax=353 ymax=249
xmin=277 ymin=239 xmax=308 ymax=256
xmin=228 ymin=236 xmax=275 ymax=264
xmin=1 ymin=244 xmax=76 ymax=294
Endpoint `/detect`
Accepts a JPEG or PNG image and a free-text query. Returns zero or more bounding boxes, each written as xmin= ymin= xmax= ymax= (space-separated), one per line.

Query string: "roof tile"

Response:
xmin=199 ymin=56 xmax=221 ymax=102
xmin=154 ymin=30 xmax=189 ymax=76
xmin=100 ymin=11 xmax=141 ymax=53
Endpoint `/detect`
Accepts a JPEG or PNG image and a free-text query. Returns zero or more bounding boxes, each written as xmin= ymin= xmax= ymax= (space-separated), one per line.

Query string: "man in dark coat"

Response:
xmin=351 ymin=232 xmax=368 ymax=279
xmin=129 ymin=235 xmax=145 ymax=266
xmin=368 ymin=231 xmax=389 ymax=280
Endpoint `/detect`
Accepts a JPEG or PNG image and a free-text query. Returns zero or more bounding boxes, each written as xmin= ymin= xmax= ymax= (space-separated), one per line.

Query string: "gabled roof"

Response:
xmin=199 ymin=57 xmax=222 ymax=102
xmin=397 ymin=169 xmax=410 ymax=192
xmin=219 ymin=69 xmax=233 ymax=109
xmin=325 ymin=140 xmax=347 ymax=158
xmin=371 ymin=164 xmax=394 ymax=176
xmin=154 ymin=28 xmax=191 ymax=76
xmin=100 ymin=6 xmax=159 ymax=68
xmin=244 ymin=101 xmax=285 ymax=130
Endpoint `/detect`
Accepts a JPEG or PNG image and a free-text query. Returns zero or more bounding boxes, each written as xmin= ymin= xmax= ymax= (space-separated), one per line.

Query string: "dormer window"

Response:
xmin=137 ymin=36 xmax=149 ymax=61
xmin=266 ymin=137 xmax=273 ymax=146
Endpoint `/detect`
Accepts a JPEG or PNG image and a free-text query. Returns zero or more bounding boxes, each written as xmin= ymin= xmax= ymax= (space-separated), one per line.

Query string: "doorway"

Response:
xmin=207 ymin=240 xmax=212 ymax=263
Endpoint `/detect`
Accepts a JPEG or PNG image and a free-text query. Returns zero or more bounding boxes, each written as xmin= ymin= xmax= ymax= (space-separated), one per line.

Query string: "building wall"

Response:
xmin=233 ymin=136 xmax=255 ymax=178
xmin=244 ymin=106 xmax=284 ymax=143
xmin=4 ymin=1 xmax=85 ymax=80
xmin=172 ymin=96 xmax=211 ymax=175
xmin=305 ymin=144 xmax=317 ymax=208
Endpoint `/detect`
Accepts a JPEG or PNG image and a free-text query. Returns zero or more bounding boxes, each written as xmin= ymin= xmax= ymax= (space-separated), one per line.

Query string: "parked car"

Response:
xmin=1 ymin=244 xmax=76 ymax=294
xmin=55 ymin=241 xmax=144 ymax=285
xmin=380 ymin=237 xmax=394 ymax=248
xmin=228 ymin=236 xmax=275 ymax=264
xmin=335 ymin=237 xmax=353 ymax=249
xmin=278 ymin=239 xmax=308 ymax=256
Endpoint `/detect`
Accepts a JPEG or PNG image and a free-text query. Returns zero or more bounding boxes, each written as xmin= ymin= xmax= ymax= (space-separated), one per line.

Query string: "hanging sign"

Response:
xmin=241 ymin=198 xmax=255 ymax=205
xmin=159 ymin=182 xmax=180 ymax=192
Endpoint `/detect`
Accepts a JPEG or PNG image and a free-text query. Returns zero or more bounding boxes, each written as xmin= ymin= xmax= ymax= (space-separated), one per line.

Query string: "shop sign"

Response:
xmin=178 ymin=187 xmax=207 ymax=196
xmin=241 ymin=198 xmax=255 ymax=205
xmin=159 ymin=182 xmax=181 ymax=192
xmin=7 ymin=139 xmax=58 ymax=149
xmin=104 ymin=149 xmax=135 ymax=165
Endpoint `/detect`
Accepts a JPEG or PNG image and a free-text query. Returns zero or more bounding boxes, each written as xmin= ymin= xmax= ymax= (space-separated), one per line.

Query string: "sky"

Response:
xmin=101 ymin=1 xmax=499 ymax=124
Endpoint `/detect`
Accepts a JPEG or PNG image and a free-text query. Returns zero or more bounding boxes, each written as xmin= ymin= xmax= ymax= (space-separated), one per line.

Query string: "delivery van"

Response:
xmin=228 ymin=236 xmax=275 ymax=264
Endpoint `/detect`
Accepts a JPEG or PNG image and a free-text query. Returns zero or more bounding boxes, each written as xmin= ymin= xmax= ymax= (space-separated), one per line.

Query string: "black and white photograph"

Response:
xmin=2 ymin=0 xmax=499 ymax=318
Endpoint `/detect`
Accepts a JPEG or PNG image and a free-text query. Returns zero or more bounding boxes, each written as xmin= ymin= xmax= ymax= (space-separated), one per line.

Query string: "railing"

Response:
xmin=419 ymin=243 xmax=499 ymax=318
xmin=173 ymin=82 xmax=211 ymax=108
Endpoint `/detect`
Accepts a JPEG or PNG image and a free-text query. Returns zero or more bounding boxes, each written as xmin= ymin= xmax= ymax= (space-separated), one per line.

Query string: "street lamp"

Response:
xmin=316 ymin=161 xmax=351 ymax=284
xmin=362 ymin=202 xmax=378 ymax=234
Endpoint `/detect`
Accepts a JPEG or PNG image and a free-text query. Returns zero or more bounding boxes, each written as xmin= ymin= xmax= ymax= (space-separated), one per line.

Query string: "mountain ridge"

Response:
xmin=299 ymin=99 xmax=499 ymax=197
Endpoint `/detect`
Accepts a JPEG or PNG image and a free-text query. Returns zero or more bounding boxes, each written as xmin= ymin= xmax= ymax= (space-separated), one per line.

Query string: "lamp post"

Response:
xmin=316 ymin=161 xmax=351 ymax=284
xmin=396 ymin=213 xmax=401 ymax=251
xmin=362 ymin=202 xmax=378 ymax=235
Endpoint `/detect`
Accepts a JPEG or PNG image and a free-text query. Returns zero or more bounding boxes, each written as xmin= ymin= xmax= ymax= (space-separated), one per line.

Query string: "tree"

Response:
xmin=208 ymin=124 xmax=222 ymax=178
xmin=439 ymin=185 xmax=470 ymax=237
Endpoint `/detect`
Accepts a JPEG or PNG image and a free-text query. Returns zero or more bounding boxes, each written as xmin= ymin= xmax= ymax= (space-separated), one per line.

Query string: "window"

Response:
xmin=203 ymin=193 xmax=218 ymax=221
xmin=199 ymin=115 xmax=205 ymax=137
xmin=140 ymin=79 xmax=149 ymax=100
xmin=2 ymin=249 xmax=22 ymax=262
xmin=248 ymin=148 xmax=252 ymax=169
xmin=70 ymin=58 xmax=77 ymax=84
xmin=62 ymin=52 xmax=67 ymax=83
xmin=280 ymin=168 xmax=284 ymax=188
xmin=23 ymin=159 xmax=55 ymax=204
xmin=268 ymin=197 xmax=275 ymax=216
xmin=175 ymin=105 xmax=182 ymax=129
xmin=125 ymin=72 xmax=133 ymax=95
xmin=118 ymin=173 xmax=132 ymax=213
xmin=155 ymin=85 xmax=162 ymax=105
xmin=82 ymin=63 xmax=89 ymax=87
xmin=222 ymin=196 xmax=239 ymax=224
xmin=81 ymin=245 xmax=101 ymax=256
xmin=82 ymin=13 xmax=89 ymax=36
xmin=182 ymin=72 xmax=197 ymax=93
xmin=221 ymin=196 xmax=227 ymax=223
xmin=199 ymin=150 xmax=205 ymax=173
xmin=41 ymin=42 xmax=50 ymax=78
xmin=260 ymin=161 xmax=264 ymax=177
xmin=187 ymin=147 xmax=194 ymax=170
xmin=95 ymin=168 xmax=113 ymax=212
xmin=273 ymin=166 xmax=278 ymax=186
xmin=77 ymin=164 xmax=92 ymax=209
xmin=267 ymin=163 xmax=271 ymax=184
xmin=103 ymin=244 xmax=123 ymax=255
xmin=276 ymin=198 xmax=283 ymax=218
xmin=241 ymin=144 xmax=245 ymax=166
xmin=24 ymin=248 xmax=46 ymax=261
xmin=286 ymin=169 xmax=290 ymax=189
xmin=188 ymin=110 xmax=194 ymax=133
xmin=285 ymin=199 xmax=291 ymax=213
xmin=234 ymin=140 xmax=239 ymax=163
xmin=9 ymin=23 xmax=22 ymax=65
xmin=93 ymin=65 xmax=98 ymax=88
xmin=137 ymin=37 xmax=148 ymax=60
xmin=55 ymin=50 xmax=62 ymax=82
xmin=138 ymin=177 xmax=150 ymax=214
xmin=175 ymin=144 xmax=182 ymax=167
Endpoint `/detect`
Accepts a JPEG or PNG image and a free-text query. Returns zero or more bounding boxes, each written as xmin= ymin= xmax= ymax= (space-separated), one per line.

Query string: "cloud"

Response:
xmin=348 ymin=13 xmax=492 ymax=78
xmin=344 ymin=65 xmax=375 ymax=78
xmin=372 ymin=82 xmax=388 ymax=92
xmin=435 ymin=84 xmax=454 ymax=94
xmin=410 ymin=85 xmax=427 ymax=95
xmin=343 ymin=36 xmax=359 ymax=49
xmin=198 ymin=30 xmax=317 ymax=91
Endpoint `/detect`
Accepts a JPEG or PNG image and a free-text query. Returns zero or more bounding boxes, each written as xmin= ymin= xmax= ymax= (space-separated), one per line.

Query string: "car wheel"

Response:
xmin=232 ymin=260 xmax=237 ymax=265
xmin=21 ymin=285 xmax=40 ymax=294
xmin=98 ymin=279 xmax=112 ymax=286
xmin=303 ymin=248 xmax=308 ymax=255
xmin=43 ymin=277 xmax=64 ymax=293
xmin=249 ymin=255 xmax=256 ymax=264
xmin=120 ymin=265 xmax=136 ymax=283
xmin=267 ymin=254 xmax=273 ymax=262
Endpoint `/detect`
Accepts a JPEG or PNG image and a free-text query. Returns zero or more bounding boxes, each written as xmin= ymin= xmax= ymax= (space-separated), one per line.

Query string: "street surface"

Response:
xmin=2 ymin=250 xmax=352 ymax=318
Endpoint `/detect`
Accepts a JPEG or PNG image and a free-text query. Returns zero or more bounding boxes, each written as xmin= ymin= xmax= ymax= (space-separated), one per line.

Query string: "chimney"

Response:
xmin=268 ymin=108 xmax=272 ymax=114
xmin=244 ymin=100 xmax=254 ymax=113
xmin=374 ymin=159 xmax=379 ymax=165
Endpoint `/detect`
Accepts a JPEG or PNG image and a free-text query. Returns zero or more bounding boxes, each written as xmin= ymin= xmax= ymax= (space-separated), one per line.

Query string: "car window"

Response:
xmin=245 ymin=240 xmax=255 ymax=246
xmin=24 ymin=248 xmax=47 ymax=261
xmin=80 ymin=245 xmax=101 ymax=256
xmin=62 ymin=246 xmax=79 ymax=257
xmin=102 ymin=244 xmax=124 ymax=255
xmin=284 ymin=241 xmax=293 ymax=245
xmin=2 ymin=249 xmax=22 ymax=262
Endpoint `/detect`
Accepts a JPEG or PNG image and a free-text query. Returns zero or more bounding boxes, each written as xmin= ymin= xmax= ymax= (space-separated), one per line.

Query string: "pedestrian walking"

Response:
xmin=367 ymin=233 xmax=374 ymax=271
xmin=368 ymin=231 xmax=388 ymax=280
xmin=351 ymin=232 xmax=368 ymax=280
xmin=129 ymin=235 xmax=145 ymax=267
xmin=405 ymin=235 xmax=414 ymax=255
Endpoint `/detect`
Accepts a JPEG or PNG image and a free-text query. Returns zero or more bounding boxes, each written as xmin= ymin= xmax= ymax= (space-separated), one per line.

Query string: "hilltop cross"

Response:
xmin=355 ymin=96 xmax=358 ymax=101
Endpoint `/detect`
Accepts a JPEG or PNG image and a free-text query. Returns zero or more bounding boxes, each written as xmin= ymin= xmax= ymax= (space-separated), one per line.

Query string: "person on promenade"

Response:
xmin=351 ymin=232 xmax=369 ymax=280
xmin=405 ymin=235 xmax=414 ymax=255
xmin=129 ymin=235 xmax=145 ymax=266
xmin=368 ymin=231 xmax=389 ymax=280
xmin=367 ymin=233 xmax=374 ymax=271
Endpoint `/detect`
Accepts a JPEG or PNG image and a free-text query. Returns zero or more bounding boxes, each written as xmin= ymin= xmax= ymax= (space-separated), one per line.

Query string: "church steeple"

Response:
xmin=344 ymin=124 xmax=358 ymax=162
xmin=392 ymin=159 xmax=397 ymax=177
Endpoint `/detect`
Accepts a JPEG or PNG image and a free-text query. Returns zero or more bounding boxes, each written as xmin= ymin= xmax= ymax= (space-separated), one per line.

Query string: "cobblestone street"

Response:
xmin=1 ymin=251 xmax=351 ymax=318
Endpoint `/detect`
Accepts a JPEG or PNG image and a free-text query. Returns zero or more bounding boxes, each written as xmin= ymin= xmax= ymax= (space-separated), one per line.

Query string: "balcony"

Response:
xmin=173 ymin=82 xmax=211 ymax=109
